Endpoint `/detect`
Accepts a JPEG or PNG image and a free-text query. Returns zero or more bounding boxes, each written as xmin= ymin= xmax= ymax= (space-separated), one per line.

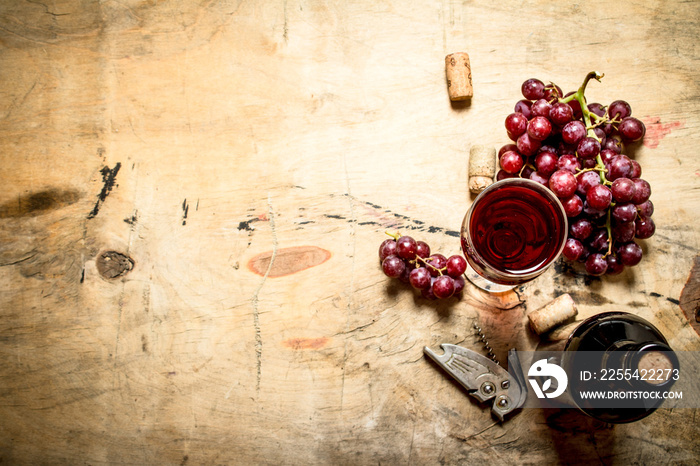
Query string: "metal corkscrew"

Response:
xmin=423 ymin=344 xmax=527 ymax=421
xmin=473 ymin=322 xmax=499 ymax=365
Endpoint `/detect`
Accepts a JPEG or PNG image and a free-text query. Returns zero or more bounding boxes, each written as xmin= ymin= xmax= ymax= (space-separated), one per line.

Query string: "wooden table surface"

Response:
xmin=1 ymin=1 xmax=699 ymax=464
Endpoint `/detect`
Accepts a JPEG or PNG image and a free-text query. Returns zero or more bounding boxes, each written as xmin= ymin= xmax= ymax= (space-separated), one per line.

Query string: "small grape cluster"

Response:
xmin=379 ymin=232 xmax=467 ymax=299
xmin=499 ymin=72 xmax=654 ymax=276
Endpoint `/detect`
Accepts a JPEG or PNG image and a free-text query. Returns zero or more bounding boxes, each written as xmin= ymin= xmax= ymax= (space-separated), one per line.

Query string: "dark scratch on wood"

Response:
xmin=124 ymin=210 xmax=138 ymax=225
xmin=182 ymin=198 xmax=189 ymax=226
xmin=238 ymin=218 xmax=259 ymax=231
xmin=87 ymin=162 xmax=121 ymax=219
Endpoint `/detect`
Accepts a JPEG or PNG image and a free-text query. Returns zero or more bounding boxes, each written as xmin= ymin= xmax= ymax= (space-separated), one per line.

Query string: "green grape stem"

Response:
xmin=559 ymin=71 xmax=611 ymax=185
xmin=560 ymin=71 xmax=605 ymax=140
xmin=604 ymin=208 xmax=613 ymax=258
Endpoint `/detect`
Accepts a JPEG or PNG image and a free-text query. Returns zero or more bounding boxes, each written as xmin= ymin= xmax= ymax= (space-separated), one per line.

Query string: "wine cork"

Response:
xmin=545 ymin=321 xmax=581 ymax=342
xmin=468 ymin=145 xmax=496 ymax=193
xmin=528 ymin=293 xmax=578 ymax=336
xmin=638 ymin=351 xmax=674 ymax=385
xmin=445 ymin=52 xmax=473 ymax=101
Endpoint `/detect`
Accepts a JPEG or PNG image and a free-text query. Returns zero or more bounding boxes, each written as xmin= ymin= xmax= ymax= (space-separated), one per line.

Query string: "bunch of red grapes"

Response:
xmin=498 ymin=72 xmax=654 ymax=276
xmin=379 ymin=233 xmax=467 ymax=299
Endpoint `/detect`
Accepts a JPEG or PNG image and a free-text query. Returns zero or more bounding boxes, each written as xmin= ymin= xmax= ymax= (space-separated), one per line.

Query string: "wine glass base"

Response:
xmin=464 ymin=263 xmax=515 ymax=293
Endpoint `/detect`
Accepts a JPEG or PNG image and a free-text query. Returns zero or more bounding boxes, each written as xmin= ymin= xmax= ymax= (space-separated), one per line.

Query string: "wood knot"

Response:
xmin=96 ymin=250 xmax=134 ymax=279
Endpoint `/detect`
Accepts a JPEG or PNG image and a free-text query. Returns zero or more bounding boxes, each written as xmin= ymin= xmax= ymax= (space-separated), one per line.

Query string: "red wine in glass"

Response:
xmin=461 ymin=178 xmax=568 ymax=291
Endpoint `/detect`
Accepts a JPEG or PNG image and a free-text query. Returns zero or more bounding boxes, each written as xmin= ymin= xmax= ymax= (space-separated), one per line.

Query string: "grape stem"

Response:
xmin=414 ymin=255 xmax=444 ymax=276
xmin=519 ymin=162 xmax=536 ymax=177
xmin=604 ymin=208 xmax=613 ymax=258
xmin=385 ymin=231 xmax=401 ymax=241
xmin=559 ymin=71 xmax=611 ymax=186
xmin=560 ymin=71 xmax=604 ymax=141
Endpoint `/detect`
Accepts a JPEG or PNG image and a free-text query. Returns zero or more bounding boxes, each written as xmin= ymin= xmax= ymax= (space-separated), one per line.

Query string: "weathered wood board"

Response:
xmin=1 ymin=0 xmax=699 ymax=464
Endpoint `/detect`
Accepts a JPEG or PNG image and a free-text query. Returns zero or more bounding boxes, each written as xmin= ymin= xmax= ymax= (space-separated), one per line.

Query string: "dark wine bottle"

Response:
xmin=561 ymin=312 xmax=679 ymax=424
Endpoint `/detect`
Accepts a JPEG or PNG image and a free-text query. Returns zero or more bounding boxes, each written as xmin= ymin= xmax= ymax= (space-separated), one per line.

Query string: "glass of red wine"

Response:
xmin=461 ymin=178 xmax=568 ymax=292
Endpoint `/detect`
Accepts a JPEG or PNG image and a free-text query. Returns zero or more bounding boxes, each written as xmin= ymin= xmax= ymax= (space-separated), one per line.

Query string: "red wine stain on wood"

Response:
xmin=641 ymin=117 xmax=684 ymax=149
xmin=247 ymin=246 xmax=331 ymax=278
xmin=282 ymin=337 xmax=330 ymax=350
xmin=679 ymin=255 xmax=700 ymax=337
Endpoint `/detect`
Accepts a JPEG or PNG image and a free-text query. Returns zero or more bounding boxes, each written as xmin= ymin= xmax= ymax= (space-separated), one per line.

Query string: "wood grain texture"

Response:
xmin=1 ymin=0 xmax=699 ymax=464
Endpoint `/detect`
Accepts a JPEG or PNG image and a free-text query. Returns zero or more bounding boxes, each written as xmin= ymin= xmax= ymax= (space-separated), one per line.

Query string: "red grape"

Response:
xmin=576 ymin=137 xmax=601 ymax=159
xmin=563 ymin=238 xmax=585 ymax=261
xmin=549 ymin=169 xmax=577 ymax=198
xmin=561 ymin=195 xmax=584 ymax=217
xmin=409 ymin=267 xmax=431 ymax=290
xmin=379 ymin=236 xmax=469 ymax=299
xmin=531 ymin=98 xmax=552 ymax=117
xmin=570 ymin=217 xmax=594 ymax=240
xmin=500 ymin=151 xmax=524 ymax=174
xmin=527 ymin=116 xmax=552 ymax=141
xmin=421 ymin=282 xmax=437 ymax=300
xmin=589 ymin=229 xmax=610 ymax=252
xmin=605 ymin=254 xmax=625 ymax=275
xmin=396 ymin=236 xmax=417 ymax=260
xmin=516 ymin=132 xmax=541 ymax=157
xmin=612 ymin=202 xmax=637 ymax=223
xmin=618 ymin=242 xmax=643 ymax=266
xmin=636 ymin=200 xmax=654 ymax=218
xmin=426 ymin=254 xmax=447 ymax=277
xmin=505 ymin=113 xmax=528 ymax=140
xmin=415 ymin=241 xmax=431 ymax=258
xmin=514 ymin=99 xmax=532 ymax=118
xmin=612 ymin=221 xmax=636 ymax=242
xmin=607 ymin=155 xmax=633 ymax=181
xmin=557 ymin=153 xmax=581 ymax=173
xmin=586 ymin=185 xmax=612 ymax=211
xmin=631 ymin=178 xmax=651 ymax=204
xmin=446 ymin=255 xmax=467 ymax=278
xmin=629 ymin=160 xmax=642 ymax=178
xmin=635 ymin=217 xmax=655 ymax=239
xmin=587 ymin=102 xmax=606 ymax=118
xmin=499 ymin=144 xmax=519 ymax=157
xmin=611 ymin=178 xmax=636 ymax=202
xmin=618 ymin=117 xmax=646 ymax=142
xmin=497 ymin=169 xmax=516 ymax=181
xmin=543 ymin=83 xmax=563 ymax=101
xmin=432 ymin=276 xmax=455 ymax=299
xmin=576 ymin=171 xmax=601 ymax=197
xmin=603 ymin=134 xmax=624 ymax=154
xmin=453 ymin=276 xmax=466 ymax=295
xmin=535 ymin=150 xmax=558 ymax=176
xmin=550 ymin=102 xmax=574 ymax=125
xmin=522 ymin=78 xmax=545 ymax=100
xmin=585 ymin=253 xmax=608 ymax=276
xmin=608 ymin=100 xmax=631 ymax=120
xmin=379 ymin=239 xmax=397 ymax=262
xmin=382 ymin=255 xmax=405 ymax=278
xmin=529 ymin=170 xmax=549 ymax=186
xmin=561 ymin=120 xmax=587 ymax=145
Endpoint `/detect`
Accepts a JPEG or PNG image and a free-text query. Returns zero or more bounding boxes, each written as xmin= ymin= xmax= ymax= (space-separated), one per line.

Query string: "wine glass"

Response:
xmin=460 ymin=178 xmax=568 ymax=292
